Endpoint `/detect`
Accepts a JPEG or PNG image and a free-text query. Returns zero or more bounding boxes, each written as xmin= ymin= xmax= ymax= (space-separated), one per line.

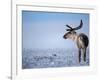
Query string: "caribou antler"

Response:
xmin=72 ymin=19 xmax=83 ymax=30
xmin=66 ymin=25 xmax=73 ymax=29
xmin=66 ymin=25 xmax=73 ymax=31
xmin=66 ymin=20 xmax=83 ymax=31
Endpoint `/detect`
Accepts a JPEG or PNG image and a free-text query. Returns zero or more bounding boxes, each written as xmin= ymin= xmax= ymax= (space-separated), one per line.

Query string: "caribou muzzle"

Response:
xmin=63 ymin=34 xmax=67 ymax=39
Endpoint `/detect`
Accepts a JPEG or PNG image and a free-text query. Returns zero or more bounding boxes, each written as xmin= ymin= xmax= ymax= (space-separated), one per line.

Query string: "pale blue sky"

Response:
xmin=22 ymin=11 xmax=89 ymax=49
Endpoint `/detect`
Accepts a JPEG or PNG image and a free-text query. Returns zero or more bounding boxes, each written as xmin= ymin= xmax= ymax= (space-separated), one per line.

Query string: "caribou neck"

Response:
xmin=70 ymin=34 xmax=78 ymax=42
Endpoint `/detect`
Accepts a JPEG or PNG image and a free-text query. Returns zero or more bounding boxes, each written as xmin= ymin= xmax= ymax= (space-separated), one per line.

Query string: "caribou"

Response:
xmin=63 ymin=20 xmax=89 ymax=62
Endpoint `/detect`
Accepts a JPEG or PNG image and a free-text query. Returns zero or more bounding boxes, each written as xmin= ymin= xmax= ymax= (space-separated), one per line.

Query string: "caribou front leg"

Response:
xmin=78 ymin=49 xmax=81 ymax=63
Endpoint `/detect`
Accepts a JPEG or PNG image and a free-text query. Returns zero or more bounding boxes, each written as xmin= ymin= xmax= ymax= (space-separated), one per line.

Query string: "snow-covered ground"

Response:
xmin=22 ymin=48 xmax=89 ymax=69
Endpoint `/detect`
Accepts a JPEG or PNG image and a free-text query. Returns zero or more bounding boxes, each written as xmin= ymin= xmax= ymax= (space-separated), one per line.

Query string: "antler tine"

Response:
xmin=65 ymin=24 xmax=73 ymax=31
xmin=66 ymin=29 xmax=72 ymax=31
xmin=73 ymin=19 xmax=83 ymax=30
xmin=66 ymin=25 xmax=73 ymax=29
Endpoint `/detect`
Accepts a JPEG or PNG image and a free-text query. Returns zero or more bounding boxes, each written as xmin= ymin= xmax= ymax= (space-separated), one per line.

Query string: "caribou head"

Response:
xmin=63 ymin=20 xmax=83 ymax=40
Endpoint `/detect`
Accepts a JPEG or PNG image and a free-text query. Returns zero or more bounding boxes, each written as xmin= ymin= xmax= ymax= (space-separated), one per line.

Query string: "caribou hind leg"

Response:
xmin=83 ymin=48 xmax=86 ymax=62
